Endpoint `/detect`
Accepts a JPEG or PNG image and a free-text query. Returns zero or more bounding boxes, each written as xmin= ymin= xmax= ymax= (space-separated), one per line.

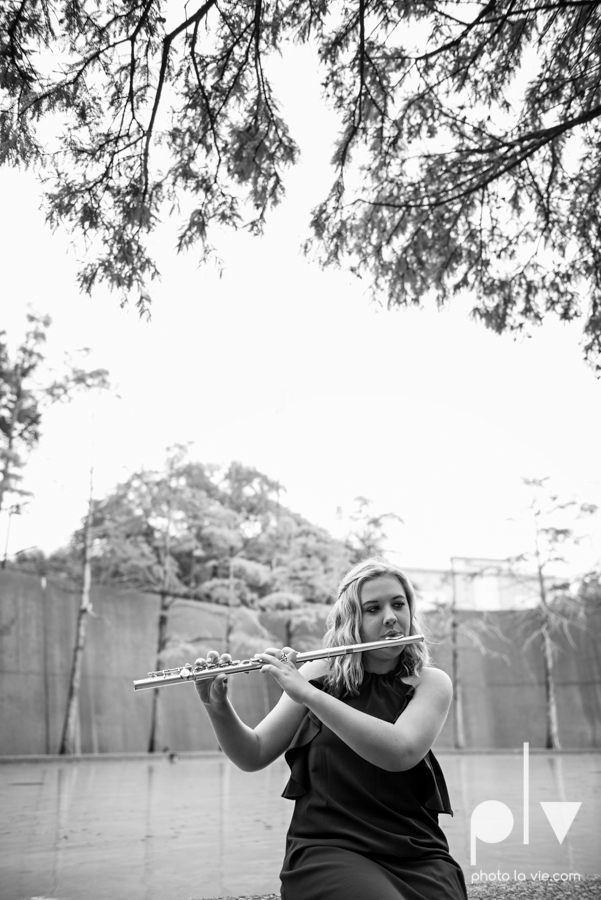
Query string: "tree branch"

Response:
xmin=142 ymin=0 xmax=220 ymax=198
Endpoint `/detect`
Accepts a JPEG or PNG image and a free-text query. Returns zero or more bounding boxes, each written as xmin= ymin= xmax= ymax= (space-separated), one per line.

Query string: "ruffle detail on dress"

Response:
xmin=281 ymin=680 xmax=324 ymax=799
xmin=281 ymin=671 xmax=453 ymax=815
xmin=417 ymin=751 xmax=454 ymax=815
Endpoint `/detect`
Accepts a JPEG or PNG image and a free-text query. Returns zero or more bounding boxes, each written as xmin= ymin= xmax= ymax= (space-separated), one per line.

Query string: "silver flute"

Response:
xmin=133 ymin=634 xmax=425 ymax=691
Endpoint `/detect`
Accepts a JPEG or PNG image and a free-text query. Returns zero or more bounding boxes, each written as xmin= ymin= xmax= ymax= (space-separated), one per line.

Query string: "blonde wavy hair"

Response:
xmin=321 ymin=557 xmax=431 ymax=698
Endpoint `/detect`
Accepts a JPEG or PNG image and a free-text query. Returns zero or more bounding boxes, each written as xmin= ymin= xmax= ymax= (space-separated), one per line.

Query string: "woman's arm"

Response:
xmin=259 ymin=652 xmax=452 ymax=772
xmin=195 ymin=650 xmax=327 ymax=772
xmin=304 ymin=666 xmax=451 ymax=770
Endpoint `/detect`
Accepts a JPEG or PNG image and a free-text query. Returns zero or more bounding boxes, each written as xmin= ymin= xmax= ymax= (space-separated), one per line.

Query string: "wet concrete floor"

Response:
xmin=1 ymin=752 xmax=599 ymax=900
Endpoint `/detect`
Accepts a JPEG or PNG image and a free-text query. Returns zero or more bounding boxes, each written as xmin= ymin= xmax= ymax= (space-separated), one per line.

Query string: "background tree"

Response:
xmin=268 ymin=516 xmax=352 ymax=604
xmin=344 ymin=496 xmax=403 ymax=564
xmin=85 ymin=449 xmax=244 ymax=751
xmin=2 ymin=3 xmax=601 ymax=365
xmin=0 ymin=312 xmax=108 ymax=753
xmin=192 ymin=461 xmax=283 ymax=609
xmin=0 ymin=313 xmax=109 ymax=518
xmin=47 ymin=452 xmax=348 ymax=607
xmin=46 ymin=450 xmax=350 ymax=748
xmin=508 ymin=477 xmax=599 ymax=748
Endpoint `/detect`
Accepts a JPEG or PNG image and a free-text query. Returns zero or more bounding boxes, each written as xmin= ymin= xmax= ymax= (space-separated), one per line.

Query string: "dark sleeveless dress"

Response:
xmin=279 ymin=665 xmax=467 ymax=900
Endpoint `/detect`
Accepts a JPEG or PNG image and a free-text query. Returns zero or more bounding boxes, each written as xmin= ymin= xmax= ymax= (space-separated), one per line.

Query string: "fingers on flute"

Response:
xmin=260 ymin=647 xmax=297 ymax=666
xmin=206 ymin=650 xmax=231 ymax=662
xmin=194 ymin=652 xmax=232 ymax=680
xmin=196 ymin=651 xmax=232 ymax=662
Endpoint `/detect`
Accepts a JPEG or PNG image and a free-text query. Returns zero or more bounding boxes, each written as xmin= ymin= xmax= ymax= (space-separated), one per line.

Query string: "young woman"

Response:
xmin=195 ymin=558 xmax=467 ymax=900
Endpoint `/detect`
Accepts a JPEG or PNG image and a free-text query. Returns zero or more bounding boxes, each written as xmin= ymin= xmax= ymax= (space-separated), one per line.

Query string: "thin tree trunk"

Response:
xmin=451 ymin=614 xmax=466 ymax=749
xmin=148 ymin=509 xmax=173 ymax=754
xmin=533 ymin=514 xmax=560 ymax=749
xmin=225 ymin=614 xmax=233 ymax=654
xmin=0 ymin=446 xmax=14 ymax=519
xmin=542 ymin=624 xmax=561 ymax=749
xmin=147 ymin=590 xmax=169 ymax=753
xmin=450 ymin=565 xmax=466 ymax=749
xmin=59 ymin=471 xmax=93 ymax=755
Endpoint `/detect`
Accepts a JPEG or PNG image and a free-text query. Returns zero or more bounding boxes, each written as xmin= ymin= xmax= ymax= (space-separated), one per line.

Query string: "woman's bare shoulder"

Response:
xmin=403 ymin=665 xmax=452 ymax=694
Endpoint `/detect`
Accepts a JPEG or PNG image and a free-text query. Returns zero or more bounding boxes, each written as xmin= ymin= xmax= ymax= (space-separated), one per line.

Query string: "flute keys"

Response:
xmin=134 ymin=636 xmax=425 ymax=691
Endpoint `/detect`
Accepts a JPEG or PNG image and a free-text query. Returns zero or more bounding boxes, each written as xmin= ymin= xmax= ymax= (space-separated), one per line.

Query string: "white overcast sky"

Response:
xmin=1 ymin=42 xmax=600 ymax=574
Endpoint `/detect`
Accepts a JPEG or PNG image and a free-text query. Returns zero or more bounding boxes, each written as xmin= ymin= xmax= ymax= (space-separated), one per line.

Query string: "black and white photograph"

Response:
xmin=1 ymin=3 xmax=600 ymax=900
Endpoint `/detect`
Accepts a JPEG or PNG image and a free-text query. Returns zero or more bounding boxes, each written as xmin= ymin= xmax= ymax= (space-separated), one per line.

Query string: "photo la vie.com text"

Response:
xmin=469 ymin=743 xmax=583 ymax=882
xmin=471 ymin=871 xmax=581 ymax=885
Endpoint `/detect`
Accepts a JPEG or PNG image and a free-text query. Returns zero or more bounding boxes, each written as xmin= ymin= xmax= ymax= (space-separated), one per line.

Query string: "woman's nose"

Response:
xmin=383 ymin=608 xmax=397 ymax=624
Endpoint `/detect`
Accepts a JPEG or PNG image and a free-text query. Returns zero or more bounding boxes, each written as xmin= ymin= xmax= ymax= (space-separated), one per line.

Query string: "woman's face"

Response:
xmin=358 ymin=574 xmax=412 ymax=671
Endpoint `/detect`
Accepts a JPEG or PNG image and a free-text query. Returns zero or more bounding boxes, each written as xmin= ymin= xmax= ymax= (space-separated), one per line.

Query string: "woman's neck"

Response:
xmin=362 ymin=654 xmax=401 ymax=674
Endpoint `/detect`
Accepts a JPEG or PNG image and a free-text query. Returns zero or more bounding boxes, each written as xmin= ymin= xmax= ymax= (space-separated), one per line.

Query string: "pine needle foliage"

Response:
xmin=2 ymin=1 xmax=601 ymax=365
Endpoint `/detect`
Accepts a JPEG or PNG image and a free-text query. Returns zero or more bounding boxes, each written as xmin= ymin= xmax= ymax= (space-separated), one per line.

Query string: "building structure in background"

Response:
xmin=405 ymin=558 xmax=560 ymax=612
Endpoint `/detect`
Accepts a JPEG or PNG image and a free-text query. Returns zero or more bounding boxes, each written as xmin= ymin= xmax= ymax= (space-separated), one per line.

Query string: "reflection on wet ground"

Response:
xmin=1 ymin=752 xmax=599 ymax=900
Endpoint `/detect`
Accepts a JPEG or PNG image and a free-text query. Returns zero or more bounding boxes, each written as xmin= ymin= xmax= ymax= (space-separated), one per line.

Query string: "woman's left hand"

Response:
xmin=258 ymin=647 xmax=313 ymax=705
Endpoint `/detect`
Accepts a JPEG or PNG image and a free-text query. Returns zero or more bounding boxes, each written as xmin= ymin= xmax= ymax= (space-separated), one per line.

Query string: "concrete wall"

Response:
xmin=0 ymin=570 xmax=279 ymax=755
xmin=430 ymin=609 xmax=601 ymax=749
xmin=1 ymin=570 xmax=600 ymax=754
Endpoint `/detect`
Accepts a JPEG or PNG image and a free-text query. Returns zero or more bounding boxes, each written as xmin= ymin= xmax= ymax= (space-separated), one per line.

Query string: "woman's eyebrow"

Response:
xmin=361 ymin=593 xmax=406 ymax=606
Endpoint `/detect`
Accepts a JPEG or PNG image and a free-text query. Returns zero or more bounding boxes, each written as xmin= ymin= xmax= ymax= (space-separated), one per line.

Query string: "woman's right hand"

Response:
xmin=194 ymin=651 xmax=232 ymax=707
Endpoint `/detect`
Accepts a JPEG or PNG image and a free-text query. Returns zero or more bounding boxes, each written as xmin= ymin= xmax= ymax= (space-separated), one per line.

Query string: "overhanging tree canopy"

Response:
xmin=2 ymin=1 xmax=600 ymax=366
